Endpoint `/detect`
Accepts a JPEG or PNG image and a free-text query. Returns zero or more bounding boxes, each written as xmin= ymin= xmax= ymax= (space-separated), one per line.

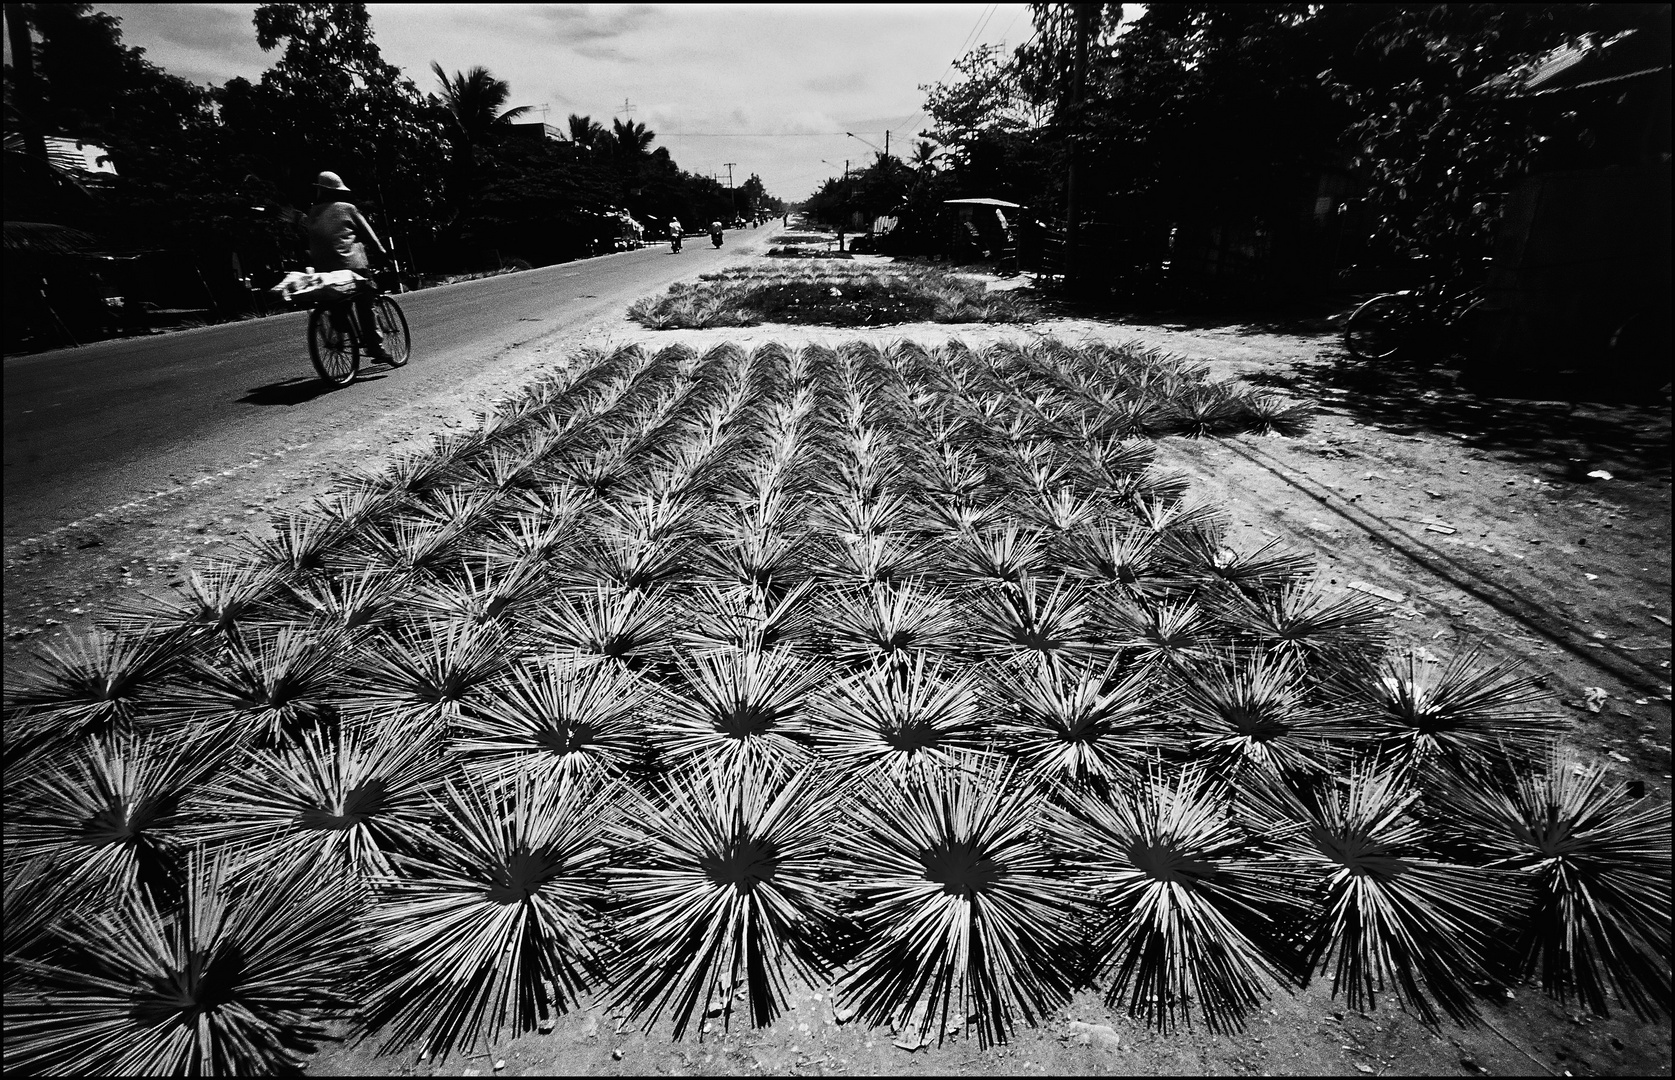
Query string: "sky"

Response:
xmin=87 ymin=3 xmax=1038 ymax=202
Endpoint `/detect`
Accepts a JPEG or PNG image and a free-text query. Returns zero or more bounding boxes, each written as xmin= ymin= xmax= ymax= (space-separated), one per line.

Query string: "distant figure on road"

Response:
xmin=669 ymin=217 xmax=683 ymax=253
xmin=304 ymin=171 xmax=391 ymax=362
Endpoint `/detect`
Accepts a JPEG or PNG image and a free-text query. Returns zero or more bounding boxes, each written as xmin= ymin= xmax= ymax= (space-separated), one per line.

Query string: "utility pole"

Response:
xmin=884 ymin=130 xmax=890 ymax=159
xmin=839 ymin=159 xmax=850 ymax=252
xmin=723 ymin=162 xmax=736 ymax=220
xmin=1063 ymin=3 xmax=1095 ymax=296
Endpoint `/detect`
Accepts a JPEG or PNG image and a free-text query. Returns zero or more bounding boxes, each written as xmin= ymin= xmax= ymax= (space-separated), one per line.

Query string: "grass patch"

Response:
xmin=628 ymin=263 xmax=1038 ymax=328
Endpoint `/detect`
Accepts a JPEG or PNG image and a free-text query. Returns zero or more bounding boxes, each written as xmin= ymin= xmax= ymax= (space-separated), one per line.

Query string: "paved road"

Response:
xmin=3 ymin=232 xmax=762 ymax=544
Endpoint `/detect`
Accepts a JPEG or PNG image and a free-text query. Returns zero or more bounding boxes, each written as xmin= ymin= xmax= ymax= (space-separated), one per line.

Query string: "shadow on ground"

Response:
xmin=240 ymin=372 xmax=387 ymax=407
xmin=993 ymin=279 xmax=1671 ymax=482
xmin=1022 ymin=280 xmax=1354 ymax=336
xmin=1247 ymin=358 xmax=1672 ymax=482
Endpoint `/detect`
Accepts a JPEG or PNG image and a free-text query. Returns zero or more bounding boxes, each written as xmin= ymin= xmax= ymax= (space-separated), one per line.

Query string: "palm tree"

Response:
xmin=909 ymin=139 xmax=942 ymax=175
xmin=566 ymin=113 xmax=607 ymax=153
xmin=430 ymin=62 xmax=532 ymax=158
xmin=429 ymin=62 xmax=531 ymax=225
xmin=610 ymin=117 xmax=656 ymax=161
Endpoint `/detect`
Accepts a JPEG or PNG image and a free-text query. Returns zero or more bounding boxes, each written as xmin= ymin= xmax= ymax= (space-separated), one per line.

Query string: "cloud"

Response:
xmin=803 ymin=70 xmax=870 ymax=95
xmin=121 ymin=3 xmax=251 ymax=53
xmin=573 ymin=41 xmax=632 ymax=63
xmin=530 ymin=5 xmax=657 ymax=44
xmin=96 ymin=3 xmax=268 ymax=86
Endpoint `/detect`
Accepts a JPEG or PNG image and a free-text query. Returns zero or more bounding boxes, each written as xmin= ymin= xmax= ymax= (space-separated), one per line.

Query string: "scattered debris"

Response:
xmin=1587 ymin=470 xmax=1614 ymax=480
xmin=1584 ymin=687 xmax=1609 ymax=713
xmin=1348 ymin=580 xmax=1406 ymax=603
xmin=1067 ymin=1021 xmax=1122 ymax=1051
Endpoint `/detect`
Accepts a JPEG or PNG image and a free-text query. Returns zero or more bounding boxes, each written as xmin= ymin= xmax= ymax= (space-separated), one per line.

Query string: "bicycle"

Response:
xmin=1342 ymin=277 xmax=1485 ymax=364
xmin=306 ymin=268 xmax=411 ymax=387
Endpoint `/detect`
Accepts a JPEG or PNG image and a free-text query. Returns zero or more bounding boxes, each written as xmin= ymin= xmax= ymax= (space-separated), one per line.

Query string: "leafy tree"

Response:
xmin=1322 ymin=3 xmax=1628 ymax=268
xmin=465 ymin=134 xmax=615 ymax=265
xmin=217 ymin=2 xmax=447 ymax=266
xmin=918 ymin=41 xmax=1054 ymax=208
xmin=4 ymin=4 xmax=217 ymax=232
xmin=738 ymin=172 xmax=768 ymax=216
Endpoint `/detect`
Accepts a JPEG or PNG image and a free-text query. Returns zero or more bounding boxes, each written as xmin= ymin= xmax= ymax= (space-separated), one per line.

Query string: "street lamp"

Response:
xmin=846 ymin=131 xmax=889 ymax=158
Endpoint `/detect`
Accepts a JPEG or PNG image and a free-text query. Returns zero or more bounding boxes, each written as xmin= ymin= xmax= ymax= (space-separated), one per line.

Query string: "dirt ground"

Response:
xmin=4 ymin=261 xmax=1669 ymax=1077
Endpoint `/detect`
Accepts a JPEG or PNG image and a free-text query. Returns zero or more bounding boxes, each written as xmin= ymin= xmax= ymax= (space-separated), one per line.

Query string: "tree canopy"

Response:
xmin=913 ymin=1 xmax=1661 ymax=275
xmin=2 ymin=0 xmax=783 ymax=291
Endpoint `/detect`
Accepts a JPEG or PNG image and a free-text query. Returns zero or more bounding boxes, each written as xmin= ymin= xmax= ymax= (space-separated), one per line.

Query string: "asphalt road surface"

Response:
xmin=3 ymin=231 xmax=764 ymax=545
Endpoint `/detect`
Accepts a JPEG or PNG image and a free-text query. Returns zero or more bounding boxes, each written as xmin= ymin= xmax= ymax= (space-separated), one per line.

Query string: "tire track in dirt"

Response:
xmin=1208 ymin=433 xmax=1669 ymax=696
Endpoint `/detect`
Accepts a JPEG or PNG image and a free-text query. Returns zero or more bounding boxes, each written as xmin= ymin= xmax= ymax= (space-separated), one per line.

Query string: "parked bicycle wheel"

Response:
xmin=373 ymin=296 xmax=411 ymax=367
xmin=308 ymin=306 xmax=359 ymax=386
xmin=1343 ymin=293 xmax=1415 ymax=362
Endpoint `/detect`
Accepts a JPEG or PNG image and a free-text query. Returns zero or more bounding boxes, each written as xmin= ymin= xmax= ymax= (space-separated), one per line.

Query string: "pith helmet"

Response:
xmin=314 ymin=171 xmax=350 ymax=192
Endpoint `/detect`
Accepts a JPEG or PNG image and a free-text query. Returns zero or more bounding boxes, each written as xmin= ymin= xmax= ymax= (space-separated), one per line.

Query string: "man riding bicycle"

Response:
xmin=303 ymin=171 xmax=393 ymax=363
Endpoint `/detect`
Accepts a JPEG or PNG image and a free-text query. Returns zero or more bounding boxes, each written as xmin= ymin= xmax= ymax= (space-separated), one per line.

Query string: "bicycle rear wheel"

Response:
xmin=309 ymin=306 xmax=359 ymax=386
xmin=373 ymin=296 xmax=411 ymax=367
xmin=1343 ymin=293 xmax=1416 ymax=361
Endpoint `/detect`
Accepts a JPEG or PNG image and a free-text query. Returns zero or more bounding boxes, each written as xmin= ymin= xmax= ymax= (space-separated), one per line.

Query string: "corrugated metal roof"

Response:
xmin=43 ymin=136 xmax=117 ymax=175
xmin=1516 ymin=28 xmax=1670 ymax=96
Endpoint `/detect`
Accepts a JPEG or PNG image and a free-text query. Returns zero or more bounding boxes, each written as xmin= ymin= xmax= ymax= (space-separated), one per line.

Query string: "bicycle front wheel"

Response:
xmin=373 ymin=296 xmax=411 ymax=367
xmin=1343 ymin=293 xmax=1415 ymax=362
xmin=309 ymin=306 xmax=359 ymax=387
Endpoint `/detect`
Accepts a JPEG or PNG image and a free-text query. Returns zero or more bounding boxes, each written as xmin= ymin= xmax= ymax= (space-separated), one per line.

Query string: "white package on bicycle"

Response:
xmin=273 ymin=269 xmax=366 ymax=306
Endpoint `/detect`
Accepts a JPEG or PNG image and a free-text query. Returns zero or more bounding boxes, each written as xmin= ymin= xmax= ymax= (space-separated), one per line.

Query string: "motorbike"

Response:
xmin=671 ymin=231 xmax=682 ymax=253
xmin=711 ymin=228 xmax=723 ymax=249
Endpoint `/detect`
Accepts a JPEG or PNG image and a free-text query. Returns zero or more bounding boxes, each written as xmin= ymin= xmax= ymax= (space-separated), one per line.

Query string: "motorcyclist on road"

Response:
xmin=303 ymin=171 xmax=392 ymax=363
xmin=710 ymin=220 xmax=723 ymax=248
xmin=670 ymin=217 xmax=683 ymax=253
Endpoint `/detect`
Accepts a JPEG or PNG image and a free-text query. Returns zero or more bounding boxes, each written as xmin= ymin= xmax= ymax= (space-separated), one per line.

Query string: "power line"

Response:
xmin=904 ymin=2 xmax=1014 ymax=142
xmin=657 ymin=131 xmax=870 ymax=138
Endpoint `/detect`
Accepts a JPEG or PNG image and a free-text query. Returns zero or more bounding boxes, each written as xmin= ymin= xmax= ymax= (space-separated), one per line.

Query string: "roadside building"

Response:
xmin=1476 ymin=18 xmax=1672 ymax=390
